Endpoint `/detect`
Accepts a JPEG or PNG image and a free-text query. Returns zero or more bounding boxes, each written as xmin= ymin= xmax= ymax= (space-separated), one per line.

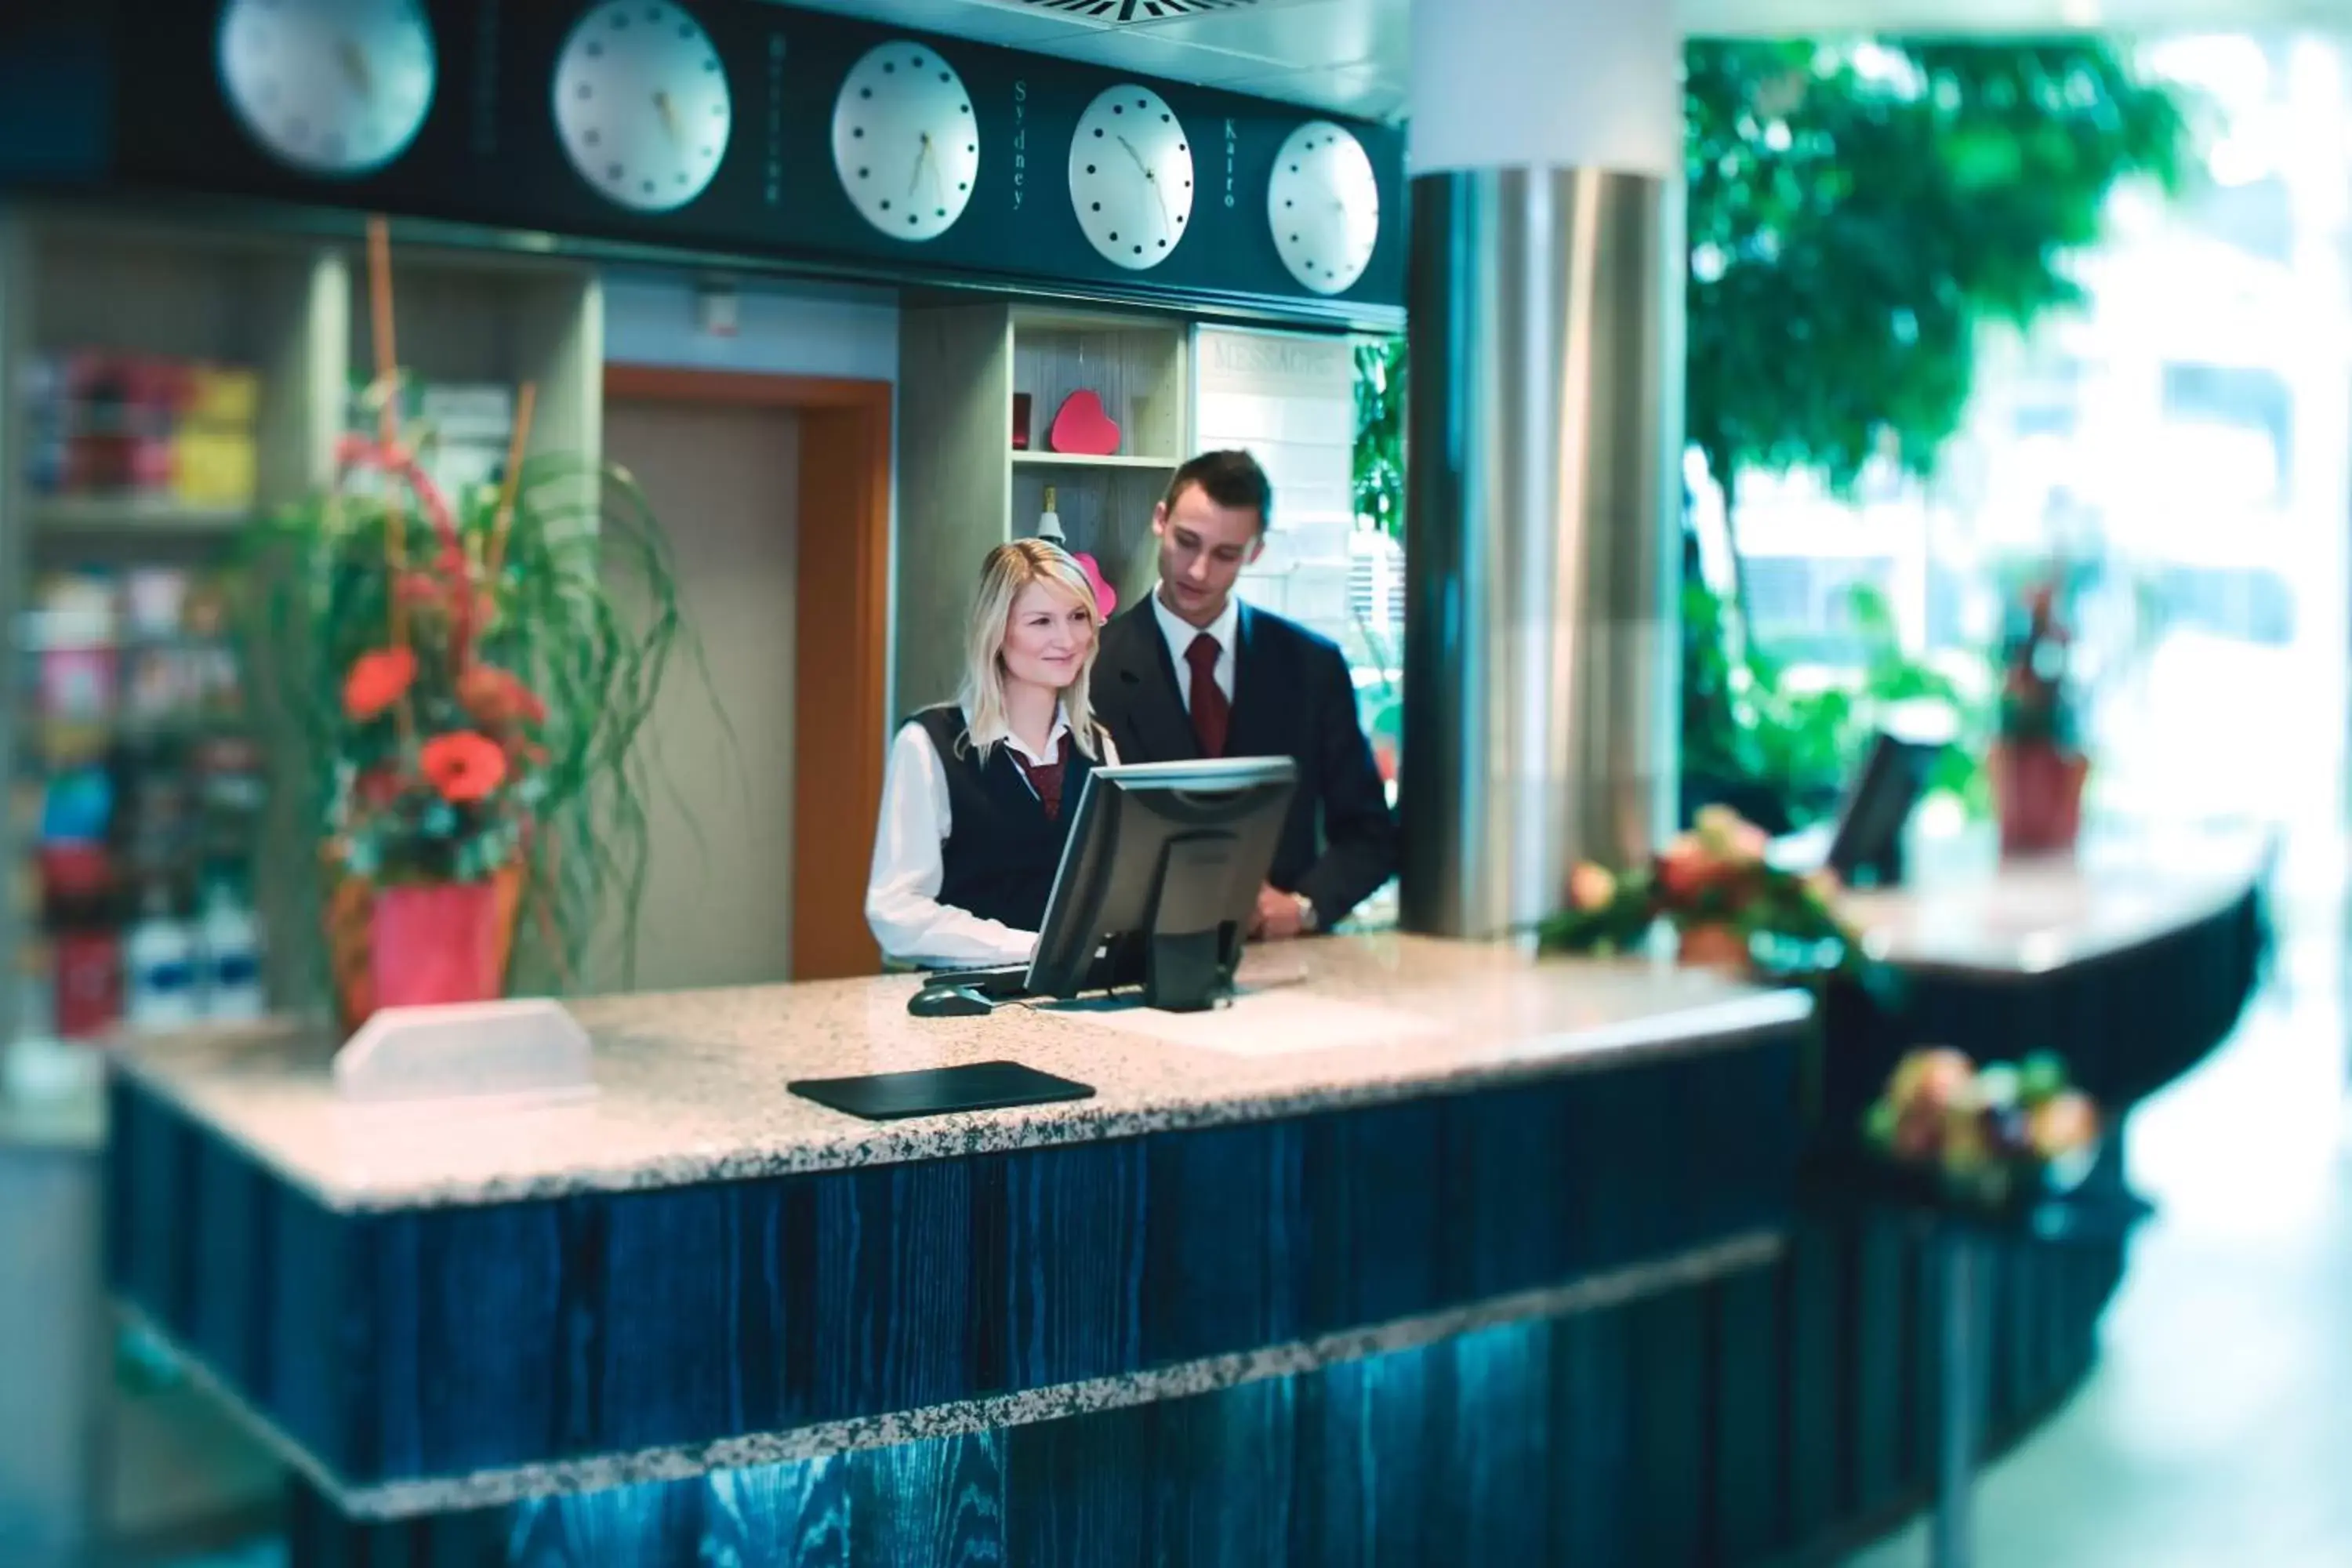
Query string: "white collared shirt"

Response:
xmin=865 ymin=704 xmax=1120 ymax=969
xmin=1150 ymin=589 xmax=1240 ymax=712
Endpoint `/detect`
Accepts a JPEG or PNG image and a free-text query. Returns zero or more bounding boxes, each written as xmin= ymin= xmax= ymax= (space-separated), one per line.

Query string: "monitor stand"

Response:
xmin=1141 ymin=833 xmax=1240 ymax=1013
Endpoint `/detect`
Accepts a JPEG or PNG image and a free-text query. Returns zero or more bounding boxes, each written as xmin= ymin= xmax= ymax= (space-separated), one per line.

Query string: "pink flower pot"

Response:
xmin=370 ymin=880 xmax=506 ymax=1011
xmin=1991 ymin=742 xmax=2089 ymax=858
xmin=1676 ymin=921 xmax=1752 ymax=975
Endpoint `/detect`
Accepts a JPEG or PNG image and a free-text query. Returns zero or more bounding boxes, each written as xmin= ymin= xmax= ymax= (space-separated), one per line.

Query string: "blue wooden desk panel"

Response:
xmin=109 ymin=1026 xmax=1803 ymax=1502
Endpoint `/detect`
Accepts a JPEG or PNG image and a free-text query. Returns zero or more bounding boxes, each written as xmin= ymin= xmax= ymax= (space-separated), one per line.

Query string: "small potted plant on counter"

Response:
xmin=1539 ymin=804 xmax=1866 ymax=979
xmin=1988 ymin=575 xmax=2091 ymax=857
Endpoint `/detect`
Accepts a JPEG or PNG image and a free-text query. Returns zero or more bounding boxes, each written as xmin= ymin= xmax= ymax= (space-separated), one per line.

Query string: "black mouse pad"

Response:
xmin=788 ymin=1060 xmax=1096 ymax=1122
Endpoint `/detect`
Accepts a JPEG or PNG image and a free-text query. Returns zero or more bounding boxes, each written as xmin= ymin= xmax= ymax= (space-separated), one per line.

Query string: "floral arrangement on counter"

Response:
xmin=1536 ymin=804 xmax=1866 ymax=978
xmin=1863 ymin=1046 xmax=2102 ymax=1210
xmin=239 ymin=218 xmax=702 ymax=1028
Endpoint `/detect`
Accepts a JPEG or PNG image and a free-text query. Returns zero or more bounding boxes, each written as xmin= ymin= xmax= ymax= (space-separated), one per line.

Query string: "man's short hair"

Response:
xmin=1163 ymin=449 xmax=1272 ymax=533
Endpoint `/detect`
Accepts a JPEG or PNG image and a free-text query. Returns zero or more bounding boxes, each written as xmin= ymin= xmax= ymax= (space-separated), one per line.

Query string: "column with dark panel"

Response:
xmin=1398 ymin=5 xmax=1685 ymax=938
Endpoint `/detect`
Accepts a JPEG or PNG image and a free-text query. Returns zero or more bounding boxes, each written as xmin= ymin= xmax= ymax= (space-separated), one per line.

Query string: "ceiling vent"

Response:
xmin=988 ymin=0 xmax=1263 ymax=20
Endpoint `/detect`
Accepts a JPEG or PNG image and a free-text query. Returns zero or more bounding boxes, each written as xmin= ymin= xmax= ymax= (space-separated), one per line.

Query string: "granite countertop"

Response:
xmin=111 ymin=934 xmax=1810 ymax=1214
xmin=1842 ymin=826 xmax=2270 ymax=978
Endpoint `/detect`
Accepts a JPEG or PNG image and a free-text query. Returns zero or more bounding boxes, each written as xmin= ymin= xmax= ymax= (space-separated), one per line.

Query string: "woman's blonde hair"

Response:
xmin=956 ymin=539 xmax=1105 ymax=760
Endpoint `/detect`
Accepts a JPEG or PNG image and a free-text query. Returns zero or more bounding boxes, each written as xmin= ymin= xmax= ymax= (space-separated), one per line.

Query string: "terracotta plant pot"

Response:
xmin=1676 ymin=920 xmax=1752 ymax=974
xmin=326 ymin=857 xmax=523 ymax=1034
xmin=1990 ymin=740 xmax=2089 ymax=858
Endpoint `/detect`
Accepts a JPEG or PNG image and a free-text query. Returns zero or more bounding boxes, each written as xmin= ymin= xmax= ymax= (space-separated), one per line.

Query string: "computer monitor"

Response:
xmin=1823 ymin=719 xmax=1950 ymax=887
xmin=1026 ymin=756 xmax=1298 ymax=1012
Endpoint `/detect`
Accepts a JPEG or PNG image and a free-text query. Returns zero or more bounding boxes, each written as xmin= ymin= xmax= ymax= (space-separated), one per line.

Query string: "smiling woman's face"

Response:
xmin=1000 ymin=579 xmax=1095 ymax=691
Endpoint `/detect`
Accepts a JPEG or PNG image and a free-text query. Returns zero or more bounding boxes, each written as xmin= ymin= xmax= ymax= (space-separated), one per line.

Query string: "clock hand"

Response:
xmin=336 ymin=35 xmax=373 ymax=97
xmin=909 ymin=131 xmax=932 ymax=200
xmin=654 ymin=89 xmax=681 ymax=143
xmin=1117 ymin=136 xmax=1172 ymax=236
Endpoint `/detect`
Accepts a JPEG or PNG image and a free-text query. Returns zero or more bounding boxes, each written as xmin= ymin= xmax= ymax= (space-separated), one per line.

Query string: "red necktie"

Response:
xmin=1185 ymin=633 xmax=1229 ymax=757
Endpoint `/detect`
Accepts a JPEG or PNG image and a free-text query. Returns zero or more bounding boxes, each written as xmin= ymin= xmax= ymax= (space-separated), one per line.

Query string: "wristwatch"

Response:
xmin=1294 ymin=894 xmax=1320 ymax=934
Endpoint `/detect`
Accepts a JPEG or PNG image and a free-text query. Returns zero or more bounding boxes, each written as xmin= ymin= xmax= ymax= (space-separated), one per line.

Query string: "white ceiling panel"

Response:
xmin=768 ymin=0 xmax=2352 ymax=130
xmin=1109 ymin=0 xmax=1404 ymax=68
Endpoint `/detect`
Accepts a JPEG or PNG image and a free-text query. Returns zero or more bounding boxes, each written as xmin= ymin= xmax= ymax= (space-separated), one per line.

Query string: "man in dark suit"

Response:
xmin=1093 ymin=450 xmax=1397 ymax=938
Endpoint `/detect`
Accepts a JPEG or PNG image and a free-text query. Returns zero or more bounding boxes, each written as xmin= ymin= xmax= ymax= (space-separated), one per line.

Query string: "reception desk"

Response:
xmin=103 ymin=839 xmax=2270 ymax=1566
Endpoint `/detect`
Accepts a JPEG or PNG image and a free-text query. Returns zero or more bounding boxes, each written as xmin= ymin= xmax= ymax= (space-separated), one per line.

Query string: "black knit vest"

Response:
xmin=913 ymin=706 xmax=1099 ymax=935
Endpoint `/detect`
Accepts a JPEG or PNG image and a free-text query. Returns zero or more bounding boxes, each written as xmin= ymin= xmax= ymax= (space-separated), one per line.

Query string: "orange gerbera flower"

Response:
xmin=343 ymin=648 xmax=416 ymax=720
xmin=419 ymin=731 xmax=507 ymax=803
xmin=456 ymin=664 xmax=547 ymax=729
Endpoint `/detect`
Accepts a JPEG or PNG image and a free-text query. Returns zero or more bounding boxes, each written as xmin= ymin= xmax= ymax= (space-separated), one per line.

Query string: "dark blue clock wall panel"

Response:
xmin=98 ymin=0 xmax=1406 ymax=322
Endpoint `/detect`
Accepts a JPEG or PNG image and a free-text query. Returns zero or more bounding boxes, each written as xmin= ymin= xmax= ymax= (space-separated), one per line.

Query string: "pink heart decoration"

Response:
xmin=1073 ymin=550 xmax=1118 ymax=619
xmin=1048 ymin=389 xmax=1122 ymax=456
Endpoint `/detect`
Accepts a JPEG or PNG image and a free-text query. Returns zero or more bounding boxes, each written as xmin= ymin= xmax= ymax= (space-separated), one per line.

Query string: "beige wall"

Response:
xmin=601 ymin=399 xmax=803 ymax=991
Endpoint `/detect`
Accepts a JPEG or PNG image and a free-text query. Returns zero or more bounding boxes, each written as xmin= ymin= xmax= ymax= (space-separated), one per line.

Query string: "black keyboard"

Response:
xmin=923 ymin=964 xmax=1033 ymax=1000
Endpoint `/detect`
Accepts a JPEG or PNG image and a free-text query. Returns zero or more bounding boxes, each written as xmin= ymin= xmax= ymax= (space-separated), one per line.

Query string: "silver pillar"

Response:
xmin=1399 ymin=168 xmax=1683 ymax=938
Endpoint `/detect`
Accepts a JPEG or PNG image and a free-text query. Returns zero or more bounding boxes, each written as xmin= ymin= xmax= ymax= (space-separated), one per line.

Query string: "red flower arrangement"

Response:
xmin=245 ymin=216 xmax=702 ymax=1026
xmin=1537 ymin=805 xmax=1866 ymax=977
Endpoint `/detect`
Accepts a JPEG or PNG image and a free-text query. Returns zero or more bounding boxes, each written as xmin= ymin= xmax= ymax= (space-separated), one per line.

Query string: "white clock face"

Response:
xmin=1069 ymin=85 xmax=1193 ymax=271
xmin=553 ymin=2 xmax=732 ymax=212
xmin=832 ymin=42 xmax=979 ymax=242
xmin=1267 ymin=121 xmax=1381 ymax=296
xmin=217 ymin=0 xmax=437 ymax=177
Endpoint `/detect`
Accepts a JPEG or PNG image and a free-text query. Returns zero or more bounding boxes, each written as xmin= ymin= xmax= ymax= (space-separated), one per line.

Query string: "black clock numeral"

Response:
xmin=1091 ymin=201 xmax=1101 ymax=212
xmin=1085 ymin=164 xmax=1096 ymax=175
xmin=859 ymin=87 xmax=872 ymax=99
xmin=608 ymin=162 xmax=624 ymax=180
xmin=880 ymin=199 xmax=891 ymax=210
xmin=586 ymin=129 xmax=601 ymax=146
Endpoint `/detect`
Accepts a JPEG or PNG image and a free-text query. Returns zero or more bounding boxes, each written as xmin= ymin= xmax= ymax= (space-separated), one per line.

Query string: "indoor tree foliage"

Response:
xmin=1681 ymin=37 xmax=2189 ymax=822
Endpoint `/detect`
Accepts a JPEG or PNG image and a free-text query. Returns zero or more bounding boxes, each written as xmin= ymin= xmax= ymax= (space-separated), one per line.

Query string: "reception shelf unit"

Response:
xmin=0 ymin=205 xmax=600 ymax=1561
xmin=0 ymin=208 xmax=603 ymax=1037
xmin=895 ymin=302 xmax=1190 ymax=717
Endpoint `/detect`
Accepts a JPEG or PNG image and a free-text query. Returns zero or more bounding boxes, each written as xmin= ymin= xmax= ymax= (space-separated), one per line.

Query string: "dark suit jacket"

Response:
xmin=1093 ymin=598 xmax=1397 ymax=928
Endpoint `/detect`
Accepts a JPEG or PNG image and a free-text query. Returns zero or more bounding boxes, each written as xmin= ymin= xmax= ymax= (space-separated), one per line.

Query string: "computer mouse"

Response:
xmin=906 ymin=984 xmax=995 ymax=1019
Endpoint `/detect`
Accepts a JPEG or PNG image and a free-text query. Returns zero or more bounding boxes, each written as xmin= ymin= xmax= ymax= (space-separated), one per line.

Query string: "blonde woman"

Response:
xmin=866 ymin=539 xmax=1120 ymax=968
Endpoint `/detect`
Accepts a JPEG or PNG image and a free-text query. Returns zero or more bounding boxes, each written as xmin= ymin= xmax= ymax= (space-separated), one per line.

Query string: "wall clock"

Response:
xmin=216 ymin=0 xmax=437 ymax=177
xmin=831 ymin=41 xmax=979 ymax=242
xmin=1068 ymin=84 xmax=1192 ymax=271
xmin=1266 ymin=120 xmax=1381 ymax=296
xmin=552 ymin=1 xmax=732 ymax=212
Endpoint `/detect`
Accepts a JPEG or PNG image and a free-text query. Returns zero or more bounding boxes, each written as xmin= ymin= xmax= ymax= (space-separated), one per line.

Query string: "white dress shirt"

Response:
xmin=1151 ymin=590 xmax=1239 ymax=711
xmin=865 ymin=705 xmax=1120 ymax=969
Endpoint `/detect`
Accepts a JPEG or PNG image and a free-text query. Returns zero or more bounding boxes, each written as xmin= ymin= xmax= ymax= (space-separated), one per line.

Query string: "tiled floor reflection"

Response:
xmin=1850 ymin=858 xmax=2352 ymax=1567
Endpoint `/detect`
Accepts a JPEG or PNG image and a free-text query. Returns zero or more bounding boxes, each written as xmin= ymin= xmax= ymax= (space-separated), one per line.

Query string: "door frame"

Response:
xmin=604 ymin=363 xmax=892 ymax=980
